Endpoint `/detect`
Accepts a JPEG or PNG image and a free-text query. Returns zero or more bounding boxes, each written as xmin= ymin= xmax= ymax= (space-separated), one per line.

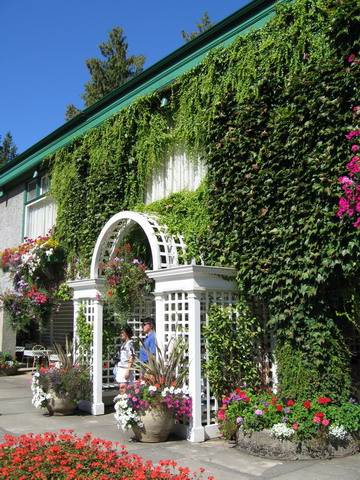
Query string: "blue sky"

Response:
xmin=0 ymin=0 xmax=248 ymax=155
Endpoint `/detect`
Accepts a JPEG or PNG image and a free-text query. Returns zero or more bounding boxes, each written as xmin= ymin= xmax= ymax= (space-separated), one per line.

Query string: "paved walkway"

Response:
xmin=0 ymin=370 xmax=359 ymax=479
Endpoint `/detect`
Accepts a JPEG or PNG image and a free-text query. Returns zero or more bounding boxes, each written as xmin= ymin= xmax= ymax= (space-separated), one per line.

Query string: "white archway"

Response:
xmin=90 ymin=211 xmax=187 ymax=278
xmin=69 ymin=210 xmax=239 ymax=441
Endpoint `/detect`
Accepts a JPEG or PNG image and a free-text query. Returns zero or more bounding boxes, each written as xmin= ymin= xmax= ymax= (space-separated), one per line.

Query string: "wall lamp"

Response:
xmin=0 ymin=190 xmax=4 ymax=197
xmin=32 ymin=170 xmax=39 ymax=178
xmin=160 ymin=97 xmax=169 ymax=108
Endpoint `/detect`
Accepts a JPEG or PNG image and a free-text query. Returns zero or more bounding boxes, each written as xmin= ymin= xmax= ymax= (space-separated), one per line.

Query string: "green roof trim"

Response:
xmin=0 ymin=0 xmax=283 ymax=189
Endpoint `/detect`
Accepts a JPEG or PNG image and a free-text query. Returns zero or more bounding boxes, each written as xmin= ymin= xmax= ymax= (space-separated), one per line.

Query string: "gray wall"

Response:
xmin=0 ymin=183 xmax=25 ymax=352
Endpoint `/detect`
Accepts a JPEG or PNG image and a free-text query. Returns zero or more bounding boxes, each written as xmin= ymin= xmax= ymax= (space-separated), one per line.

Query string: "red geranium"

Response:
xmin=287 ymin=400 xmax=294 ymax=406
xmin=276 ymin=405 xmax=283 ymax=412
xmin=303 ymin=401 xmax=311 ymax=409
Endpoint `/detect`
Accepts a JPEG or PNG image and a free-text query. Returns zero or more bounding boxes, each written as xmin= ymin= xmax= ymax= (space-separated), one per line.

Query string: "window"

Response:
xmin=24 ymin=175 xmax=56 ymax=239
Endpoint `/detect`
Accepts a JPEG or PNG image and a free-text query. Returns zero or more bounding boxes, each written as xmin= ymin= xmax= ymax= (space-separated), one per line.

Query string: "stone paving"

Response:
xmin=0 ymin=370 xmax=359 ymax=480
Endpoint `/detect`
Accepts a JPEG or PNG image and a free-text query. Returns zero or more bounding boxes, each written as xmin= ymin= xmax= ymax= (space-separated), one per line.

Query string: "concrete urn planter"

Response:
xmin=236 ymin=429 xmax=359 ymax=460
xmin=46 ymin=396 xmax=77 ymax=416
xmin=132 ymin=405 xmax=175 ymax=442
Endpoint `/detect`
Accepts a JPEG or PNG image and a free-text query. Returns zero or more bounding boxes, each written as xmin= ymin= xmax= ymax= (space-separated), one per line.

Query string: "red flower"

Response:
xmin=318 ymin=397 xmax=326 ymax=404
xmin=287 ymin=400 xmax=294 ymax=406
xmin=271 ymin=401 xmax=276 ymax=406
xmin=271 ymin=396 xmax=277 ymax=400
xmin=325 ymin=397 xmax=331 ymax=403
xmin=276 ymin=405 xmax=283 ymax=412
xmin=303 ymin=401 xmax=311 ymax=409
xmin=244 ymin=397 xmax=250 ymax=402
xmin=315 ymin=411 xmax=324 ymax=420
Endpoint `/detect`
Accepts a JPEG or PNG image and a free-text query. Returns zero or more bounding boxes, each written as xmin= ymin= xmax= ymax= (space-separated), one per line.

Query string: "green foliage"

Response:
xmin=276 ymin=340 xmax=351 ymax=402
xmin=136 ymin=185 xmax=210 ymax=264
xmin=202 ymin=303 xmax=263 ymax=401
xmin=75 ymin=306 xmax=92 ymax=356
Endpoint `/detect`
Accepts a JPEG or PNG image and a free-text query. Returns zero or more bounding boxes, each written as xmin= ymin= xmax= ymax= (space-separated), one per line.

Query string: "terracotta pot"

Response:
xmin=46 ymin=396 xmax=76 ymax=415
xmin=132 ymin=405 xmax=175 ymax=442
xmin=0 ymin=367 xmax=18 ymax=376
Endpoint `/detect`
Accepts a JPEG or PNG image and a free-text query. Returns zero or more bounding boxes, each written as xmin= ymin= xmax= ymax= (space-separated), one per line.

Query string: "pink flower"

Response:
xmin=348 ymin=54 xmax=356 ymax=62
xmin=351 ymin=145 xmax=359 ymax=151
xmin=292 ymin=424 xmax=298 ymax=430
xmin=313 ymin=416 xmax=321 ymax=423
xmin=322 ymin=419 xmax=329 ymax=426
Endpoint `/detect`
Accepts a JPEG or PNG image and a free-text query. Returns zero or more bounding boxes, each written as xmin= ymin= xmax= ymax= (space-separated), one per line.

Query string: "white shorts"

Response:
xmin=115 ymin=364 xmax=134 ymax=384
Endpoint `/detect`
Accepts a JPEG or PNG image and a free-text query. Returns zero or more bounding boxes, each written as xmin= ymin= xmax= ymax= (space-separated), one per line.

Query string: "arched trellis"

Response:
xmin=90 ymin=211 xmax=187 ymax=278
xmin=69 ymin=210 xmax=240 ymax=442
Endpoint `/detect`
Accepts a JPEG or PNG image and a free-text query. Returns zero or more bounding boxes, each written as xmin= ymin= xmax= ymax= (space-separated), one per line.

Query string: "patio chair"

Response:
xmin=31 ymin=344 xmax=48 ymax=371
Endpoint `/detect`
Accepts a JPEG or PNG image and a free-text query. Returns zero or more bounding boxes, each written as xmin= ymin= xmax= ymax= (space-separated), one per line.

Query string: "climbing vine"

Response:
xmin=43 ymin=0 xmax=360 ymax=398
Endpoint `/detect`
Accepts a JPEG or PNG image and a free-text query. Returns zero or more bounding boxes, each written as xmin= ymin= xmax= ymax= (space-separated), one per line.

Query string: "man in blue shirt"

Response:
xmin=139 ymin=317 xmax=156 ymax=363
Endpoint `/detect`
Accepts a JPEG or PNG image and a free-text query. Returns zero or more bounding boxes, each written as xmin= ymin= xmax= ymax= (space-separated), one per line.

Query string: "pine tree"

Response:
xmin=0 ymin=132 xmax=17 ymax=165
xmin=65 ymin=27 xmax=145 ymax=120
xmin=181 ymin=12 xmax=214 ymax=42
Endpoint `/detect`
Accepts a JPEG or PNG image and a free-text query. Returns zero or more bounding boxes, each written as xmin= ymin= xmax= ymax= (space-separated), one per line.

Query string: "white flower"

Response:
xmin=329 ymin=424 xmax=347 ymax=440
xmin=148 ymin=385 xmax=157 ymax=392
xmin=270 ymin=423 xmax=295 ymax=440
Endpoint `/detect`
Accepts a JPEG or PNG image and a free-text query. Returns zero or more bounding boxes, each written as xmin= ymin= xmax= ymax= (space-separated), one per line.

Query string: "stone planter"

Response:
xmin=132 ymin=405 xmax=175 ymax=442
xmin=0 ymin=367 xmax=18 ymax=376
xmin=46 ymin=396 xmax=77 ymax=416
xmin=236 ymin=429 xmax=359 ymax=460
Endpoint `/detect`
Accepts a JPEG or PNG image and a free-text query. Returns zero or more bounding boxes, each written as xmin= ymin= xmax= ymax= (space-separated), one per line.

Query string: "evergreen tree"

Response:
xmin=65 ymin=26 xmax=145 ymax=121
xmin=0 ymin=132 xmax=17 ymax=165
xmin=181 ymin=12 xmax=214 ymax=42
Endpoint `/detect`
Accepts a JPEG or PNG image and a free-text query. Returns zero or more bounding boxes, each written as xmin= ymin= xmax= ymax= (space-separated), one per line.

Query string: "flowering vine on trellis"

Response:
xmin=337 ymin=54 xmax=360 ymax=227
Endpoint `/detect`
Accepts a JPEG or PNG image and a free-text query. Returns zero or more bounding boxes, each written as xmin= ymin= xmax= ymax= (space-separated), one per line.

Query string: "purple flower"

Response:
xmin=349 ymin=397 xmax=357 ymax=403
xmin=255 ymin=409 xmax=263 ymax=415
xmin=236 ymin=417 xmax=243 ymax=423
xmin=285 ymin=407 xmax=290 ymax=413
xmin=282 ymin=417 xmax=288 ymax=422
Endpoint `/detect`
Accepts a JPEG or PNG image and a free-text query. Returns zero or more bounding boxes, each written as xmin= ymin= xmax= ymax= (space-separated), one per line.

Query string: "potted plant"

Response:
xmin=0 ymin=352 xmax=20 ymax=376
xmin=217 ymin=385 xmax=360 ymax=459
xmin=114 ymin=337 xmax=192 ymax=442
xmin=31 ymin=340 xmax=91 ymax=415
xmin=99 ymin=244 xmax=153 ymax=319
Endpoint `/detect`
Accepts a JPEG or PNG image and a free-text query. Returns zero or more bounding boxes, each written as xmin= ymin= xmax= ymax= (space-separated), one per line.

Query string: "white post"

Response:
xmin=153 ymin=292 xmax=165 ymax=351
xmin=188 ymin=290 xmax=205 ymax=442
xmin=92 ymin=297 xmax=104 ymax=415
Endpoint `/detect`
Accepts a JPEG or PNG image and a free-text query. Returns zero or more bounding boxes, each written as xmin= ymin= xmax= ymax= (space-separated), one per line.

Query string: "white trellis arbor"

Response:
xmin=68 ymin=211 xmax=239 ymax=442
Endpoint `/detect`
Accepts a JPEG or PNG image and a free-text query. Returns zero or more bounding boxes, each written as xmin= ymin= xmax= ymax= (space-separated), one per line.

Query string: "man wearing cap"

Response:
xmin=140 ymin=317 xmax=156 ymax=363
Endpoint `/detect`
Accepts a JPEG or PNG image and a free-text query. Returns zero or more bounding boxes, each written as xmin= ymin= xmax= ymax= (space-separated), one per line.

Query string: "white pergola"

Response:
xmin=68 ymin=211 xmax=239 ymax=442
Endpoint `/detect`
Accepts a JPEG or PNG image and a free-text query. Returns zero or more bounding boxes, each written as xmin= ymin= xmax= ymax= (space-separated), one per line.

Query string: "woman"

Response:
xmin=114 ymin=324 xmax=135 ymax=390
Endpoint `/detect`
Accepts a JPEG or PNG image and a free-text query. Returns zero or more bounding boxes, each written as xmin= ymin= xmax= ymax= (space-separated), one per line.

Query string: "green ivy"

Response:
xmin=44 ymin=0 xmax=360 ymax=397
xmin=202 ymin=303 xmax=263 ymax=402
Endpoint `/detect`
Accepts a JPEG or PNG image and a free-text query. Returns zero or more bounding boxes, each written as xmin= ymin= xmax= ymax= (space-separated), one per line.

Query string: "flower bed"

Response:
xmin=217 ymin=386 xmax=359 ymax=459
xmin=0 ymin=430 xmax=214 ymax=480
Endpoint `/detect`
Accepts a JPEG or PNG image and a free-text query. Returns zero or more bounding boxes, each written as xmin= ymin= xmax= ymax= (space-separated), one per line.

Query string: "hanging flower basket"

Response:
xmin=99 ymin=244 xmax=153 ymax=318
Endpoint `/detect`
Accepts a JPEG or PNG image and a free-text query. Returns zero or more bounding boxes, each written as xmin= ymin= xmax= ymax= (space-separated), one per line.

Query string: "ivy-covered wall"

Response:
xmin=47 ymin=0 xmax=360 ymax=399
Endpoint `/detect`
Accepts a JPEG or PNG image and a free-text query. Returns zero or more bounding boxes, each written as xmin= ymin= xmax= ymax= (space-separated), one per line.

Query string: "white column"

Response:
xmin=153 ymin=292 xmax=165 ymax=351
xmin=92 ymin=298 xmax=104 ymax=415
xmin=188 ymin=290 xmax=205 ymax=442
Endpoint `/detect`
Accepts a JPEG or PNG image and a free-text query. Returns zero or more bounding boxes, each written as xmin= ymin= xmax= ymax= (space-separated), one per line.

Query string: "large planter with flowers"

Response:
xmin=31 ymin=341 xmax=91 ymax=415
xmin=0 ymin=352 xmax=20 ymax=376
xmin=131 ymin=404 xmax=176 ymax=442
xmin=217 ymin=386 xmax=360 ymax=460
xmin=114 ymin=337 xmax=192 ymax=442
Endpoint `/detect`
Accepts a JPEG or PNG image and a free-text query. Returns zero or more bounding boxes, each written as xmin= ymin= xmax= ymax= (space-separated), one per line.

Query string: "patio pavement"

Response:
xmin=0 ymin=369 xmax=359 ymax=480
